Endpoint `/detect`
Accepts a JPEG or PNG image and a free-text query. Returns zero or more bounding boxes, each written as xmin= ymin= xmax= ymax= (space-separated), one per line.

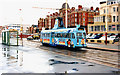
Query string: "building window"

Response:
xmin=112 ymin=25 xmax=115 ymax=31
xmin=83 ymin=23 xmax=85 ymax=26
xmin=91 ymin=26 xmax=93 ymax=31
xmin=75 ymin=14 xmax=77 ymax=17
xmin=75 ymin=18 xmax=77 ymax=22
xmin=103 ymin=16 xmax=105 ymax=22
xmin=109 ymin=25 xmax=112 ymax=31
xmin=108 ymin=2 xmax=110 ymax=5
xmin=95 ymin=26 xmax=97 ymax=31
xmin=107 ymin=9 xmax=109 ymax=13
xmin=111 ymin=2 xmax=113 ymax=4
xmin=117 ymin=25 xmax=120 ymax=31
xmin=98 ymin=26 xmax=100 ymax=31
xmin=117 ymin=7 xmax=118 ymax=12
xmin=83 ymin=18 xmax=85 ymax=21
xmin=113 ymin=16 xmax=115 ymax=22
xmin=117 ymin=16 xmax=119 ymax=22
xmin=114 ymin=1 xmax=116 ymax=4
xmin=101 ymin=25 xmax=105 ymax=31
xmin=104 ymin=9 xmax=106 ymax=13
xmin=95 ymin=26 xmax=100 ymax=31
xmin=113 ymin=7 xmax=115 ymax=12
xmin=83 ymin=13 xmax=85 ymax=16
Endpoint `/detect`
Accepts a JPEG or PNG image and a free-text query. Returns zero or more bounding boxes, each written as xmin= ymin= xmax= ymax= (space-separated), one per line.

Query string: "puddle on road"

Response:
xmin=0 ymin=46 xmax=52 ymax=73
xmin=49 ymin=59 xmax=79 ymax=65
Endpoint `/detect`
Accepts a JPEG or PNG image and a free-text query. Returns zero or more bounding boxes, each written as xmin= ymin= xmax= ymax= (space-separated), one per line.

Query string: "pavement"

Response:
xmin=87 ymin=42 xmax=119 ymax=51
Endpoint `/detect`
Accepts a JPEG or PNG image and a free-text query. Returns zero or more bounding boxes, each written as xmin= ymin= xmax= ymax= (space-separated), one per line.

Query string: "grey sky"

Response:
xmin=0 ymin=0 xmax=105 ymax=26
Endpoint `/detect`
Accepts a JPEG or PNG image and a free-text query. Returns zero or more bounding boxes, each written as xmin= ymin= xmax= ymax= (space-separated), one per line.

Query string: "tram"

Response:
xmin=40 ymin=17 xmax=87 ymax=48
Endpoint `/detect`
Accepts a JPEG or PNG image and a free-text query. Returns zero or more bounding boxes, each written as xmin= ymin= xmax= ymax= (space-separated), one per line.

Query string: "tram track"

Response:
xmin=39 ymin=45 xmax=119 ymax=69
xmin=25 ymin=40 xmax=120 ymax=69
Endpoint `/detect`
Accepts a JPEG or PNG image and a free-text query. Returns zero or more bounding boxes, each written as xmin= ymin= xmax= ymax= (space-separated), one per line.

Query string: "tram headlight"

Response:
xmin=40 ymin=39 xmax=42 ymax=42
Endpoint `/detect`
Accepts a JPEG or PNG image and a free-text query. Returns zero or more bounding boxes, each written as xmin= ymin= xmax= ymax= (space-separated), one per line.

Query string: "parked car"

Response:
xmin=27 ymin=36 xmax=33 ymax=40
xmin=88 ymin=33 xmax=98 ymax=39
xmin=114 ymin=37 xmax=120 ymax=42
xmin=99 ymin=35 xmax=119 ymax=41
xmin=33 ymin=33 xmax=39 ymax=39
xmin=99 ymin=35 xmax=110 ymax=40
xmin=94 ymin=33 xmax=103 ymax=39
xmin=86 ymin=33 xmax=93 ymax=39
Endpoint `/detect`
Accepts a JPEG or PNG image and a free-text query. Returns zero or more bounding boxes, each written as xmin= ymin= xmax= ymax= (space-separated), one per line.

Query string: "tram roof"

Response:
xmin=41 ymin=28 xmax=77 ymax=33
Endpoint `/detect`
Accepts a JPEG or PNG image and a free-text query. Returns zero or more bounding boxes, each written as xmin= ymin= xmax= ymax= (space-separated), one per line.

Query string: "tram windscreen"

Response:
xmin=83 ymin=33 xmax=86 ymax=39
xmin=76 ymin=33 xmax=83 ymax=39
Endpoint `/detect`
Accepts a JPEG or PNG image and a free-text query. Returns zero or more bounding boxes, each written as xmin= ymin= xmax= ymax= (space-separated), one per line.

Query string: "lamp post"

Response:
xmin=105 ymin=0 xmax=108 ymax=45
xmin=65 ymin=0 xmax=67 ymax=28
xmin=19 ymin=9 xmax=23 ymax=46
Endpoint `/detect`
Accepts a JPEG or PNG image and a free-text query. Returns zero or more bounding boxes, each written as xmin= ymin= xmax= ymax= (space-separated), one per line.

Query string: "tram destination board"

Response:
xmin=78 ymin=28 xmax=84 ymax=30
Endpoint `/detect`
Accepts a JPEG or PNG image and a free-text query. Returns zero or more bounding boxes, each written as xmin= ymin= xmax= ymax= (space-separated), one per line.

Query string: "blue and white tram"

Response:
xmin=40 ymin=18 xmax=87 ymax=48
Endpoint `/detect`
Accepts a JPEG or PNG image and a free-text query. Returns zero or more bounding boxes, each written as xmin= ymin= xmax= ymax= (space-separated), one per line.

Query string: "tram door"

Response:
xmin=51 ymin=32 xmax=55 ymax=45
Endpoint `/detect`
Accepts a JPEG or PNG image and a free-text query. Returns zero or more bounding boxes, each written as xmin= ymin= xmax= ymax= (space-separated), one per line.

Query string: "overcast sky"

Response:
xmin=0 ymin=0 xmax=106 ymax=26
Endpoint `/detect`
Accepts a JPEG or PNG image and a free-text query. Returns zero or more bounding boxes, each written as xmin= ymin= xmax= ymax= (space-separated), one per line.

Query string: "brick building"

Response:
xmin=38 ymin=3 xmax=100 ymax=33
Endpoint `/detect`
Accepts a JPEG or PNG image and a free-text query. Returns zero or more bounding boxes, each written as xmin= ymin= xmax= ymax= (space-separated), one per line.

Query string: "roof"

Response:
xmin=100 ymin=1 xmax=106 ymax=4
xmin=61 ymin=3 xmax=70 ymax=9
xmin=100 ymin=0 xmax=120 ymax=4
xmin=41 ymin=28 xmax=77 ymax=33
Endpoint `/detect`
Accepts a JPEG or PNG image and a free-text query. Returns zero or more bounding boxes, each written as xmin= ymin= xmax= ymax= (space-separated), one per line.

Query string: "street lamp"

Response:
xmin=19 ymin=9 xmax=23 ymax=46
xmin=65 ymin=0 xmax=68 ymax=28
xmin=105 ymin=0 xmax=108 ymax=45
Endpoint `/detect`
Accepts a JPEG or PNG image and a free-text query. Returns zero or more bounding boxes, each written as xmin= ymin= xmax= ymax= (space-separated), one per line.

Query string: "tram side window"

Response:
xmin=40 ymin=34 xmax=42 ymax=37
xmin=45 ymin=33 xmax=46 ymax=37
xmin=68 ymin=33 xmax=71 ymax=38
xmin=57 ymin=33 xmax=60 ymax=38
xmin=55 ymin=33 xmax=57 ymax=37
xmin=48 ymin=33 xmax=50 ymax=37
xmin=62 ymin=33 xmax=64 ymax=38
xmin=72 ymin=33 xmax=75 ymax=39
xmin=43 ymin=34 xmax=44 ymax=37
xmin=60 ymin=33 xmax=63 ymax=37
xmin=52 ymin=33 xmax=55 ymax=38
xmin=46 ymin=33 xmax=48 ymax=37
xmin=64 ymin=33 xmax=68 ymax=38
xmin=47 ymin=33 xmax=49 ymax=37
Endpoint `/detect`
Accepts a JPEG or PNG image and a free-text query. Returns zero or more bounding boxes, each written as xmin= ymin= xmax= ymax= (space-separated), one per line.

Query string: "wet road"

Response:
xmin=0 ymin=38 xmax=119 ymax=73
